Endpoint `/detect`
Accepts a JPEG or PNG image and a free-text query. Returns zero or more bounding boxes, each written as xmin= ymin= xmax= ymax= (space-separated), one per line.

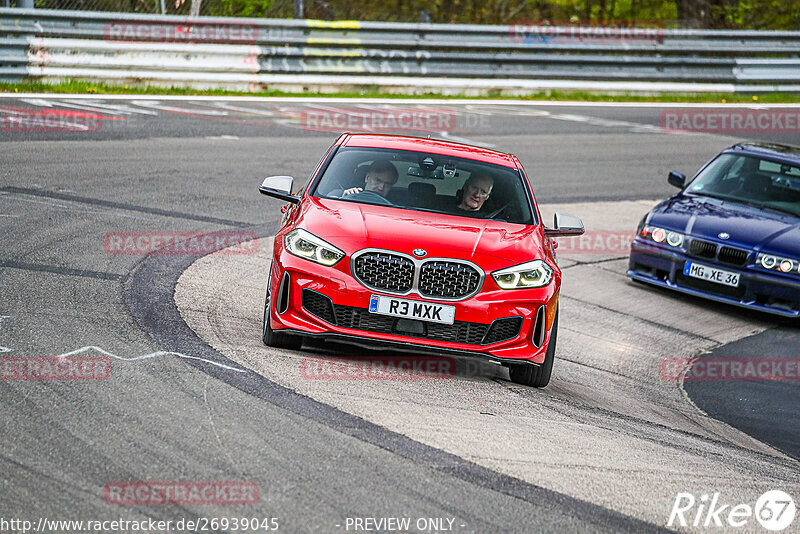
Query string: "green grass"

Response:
xmin=2 ymin=79 xmax=800 ymax=103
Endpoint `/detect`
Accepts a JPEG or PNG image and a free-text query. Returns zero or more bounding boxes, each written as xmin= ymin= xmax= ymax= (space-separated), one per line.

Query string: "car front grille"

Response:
xmin=718 ymin=246 xmax=749 ymax=267
xmin=301 ymin=289 xmax=520 ymax=346
xmin=418 ymin=261 xmax=482 ymax=299
xmin=351 ymin=249 xmax=483 ymax=300
xmin=352 ymin=251 xmax=414 ymax=293
xmin=689 ymin=239 xmax=717 ymax=259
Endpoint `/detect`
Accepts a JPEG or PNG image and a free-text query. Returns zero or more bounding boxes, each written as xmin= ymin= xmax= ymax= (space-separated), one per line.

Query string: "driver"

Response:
xmin=341 ymin=159 xmax=399 ymax=198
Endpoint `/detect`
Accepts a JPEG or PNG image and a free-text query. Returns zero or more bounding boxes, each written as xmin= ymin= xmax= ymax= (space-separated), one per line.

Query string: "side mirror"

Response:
xmin=668 ymin=171 xmax=686 ymax=189
xmin=543 ymin=212 xmax=585 ymax=238
xmin=259 ymin=176 xmax=300 ymax=204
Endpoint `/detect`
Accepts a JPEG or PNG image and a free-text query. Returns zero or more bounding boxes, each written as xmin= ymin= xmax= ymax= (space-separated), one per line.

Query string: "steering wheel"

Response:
xmin=485 ymin=202 xmax=510 ymax=219
xmin=350 ymin=189 xmax=394 ymax=206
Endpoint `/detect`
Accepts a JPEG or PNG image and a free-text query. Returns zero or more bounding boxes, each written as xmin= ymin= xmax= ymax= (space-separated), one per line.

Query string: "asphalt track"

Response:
xmin=1 ymin=96 xmax=799 ymax=533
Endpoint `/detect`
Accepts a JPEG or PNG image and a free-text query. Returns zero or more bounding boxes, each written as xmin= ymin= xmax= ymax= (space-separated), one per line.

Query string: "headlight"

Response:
xmin=492 ymin=260 xmax=553 ymax=289
xmin=641 ymin=225 xmax=684 ymax=248
xmin=284 ymin=229 xmax=344 ymax=266
xmin=757 ymin=253 xmax=800 ymax=274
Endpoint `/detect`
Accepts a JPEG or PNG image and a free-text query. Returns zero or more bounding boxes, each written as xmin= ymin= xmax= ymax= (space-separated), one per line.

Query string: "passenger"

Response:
xmin=454 ymin=172 xmax=494 ymax=214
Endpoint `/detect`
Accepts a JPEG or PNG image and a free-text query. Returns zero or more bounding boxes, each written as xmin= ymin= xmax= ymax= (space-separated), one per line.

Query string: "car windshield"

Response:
xmin=686 ymin=153 xmax=800 ymax=217
xmin=311 ymin=147 xmax=535 ymax=225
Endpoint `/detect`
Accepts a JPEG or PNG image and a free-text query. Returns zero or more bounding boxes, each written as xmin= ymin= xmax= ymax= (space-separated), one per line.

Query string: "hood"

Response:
xmin=294 ymin=197 xmax=545 ymax=269
xmin=647 ymin=195 xmax=800 ymax=255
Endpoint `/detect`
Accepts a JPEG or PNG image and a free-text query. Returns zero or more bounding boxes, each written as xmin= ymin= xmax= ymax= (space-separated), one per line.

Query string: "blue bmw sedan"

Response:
xmin=628 ymin=142 xmax=800 ymax=318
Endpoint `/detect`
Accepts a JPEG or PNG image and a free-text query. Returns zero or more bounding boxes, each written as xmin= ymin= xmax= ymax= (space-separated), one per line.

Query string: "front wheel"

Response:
xmin=262 ymin=276 xmax=302 ymax=350
xmin=508 ymin=311 xmax=558 ymax=388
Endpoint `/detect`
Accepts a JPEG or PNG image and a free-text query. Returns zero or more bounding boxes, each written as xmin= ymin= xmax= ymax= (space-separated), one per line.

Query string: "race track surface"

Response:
xmin=1 ymin=96 xmax=798 ymax=533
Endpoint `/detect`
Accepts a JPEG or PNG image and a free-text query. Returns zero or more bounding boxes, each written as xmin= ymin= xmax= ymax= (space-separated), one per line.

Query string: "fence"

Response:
xmin=2 ymin=8 xmax=800 ymax=93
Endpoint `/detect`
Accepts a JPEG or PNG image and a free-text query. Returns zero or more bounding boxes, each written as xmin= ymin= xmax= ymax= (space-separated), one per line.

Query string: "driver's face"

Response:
xmin=364 ymin=171 xmax=397 ymax=196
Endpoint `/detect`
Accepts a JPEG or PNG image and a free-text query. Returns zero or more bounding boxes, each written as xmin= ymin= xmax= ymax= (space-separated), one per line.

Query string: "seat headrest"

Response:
xmin=408 ymin=182 xmax=436 ymax=197
xmin=741 ymin=174 xmax=772 ymax=194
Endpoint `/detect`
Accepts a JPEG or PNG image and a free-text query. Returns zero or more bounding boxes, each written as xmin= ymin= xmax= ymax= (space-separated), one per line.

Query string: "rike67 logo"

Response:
xmin=668 ymin=490 xmax=796 ymax=531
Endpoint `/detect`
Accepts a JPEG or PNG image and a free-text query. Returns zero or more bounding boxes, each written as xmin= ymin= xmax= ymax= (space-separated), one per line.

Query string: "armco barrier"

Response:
xmin=1 ymin=8 xmax=800 ymax=93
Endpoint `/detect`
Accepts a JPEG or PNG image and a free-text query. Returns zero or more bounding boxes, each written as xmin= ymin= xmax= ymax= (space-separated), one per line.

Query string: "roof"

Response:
xmin=728 ymin=142 xmax=800 ymax=163
xmin=341 ymin=133 xmax=518 ymax=168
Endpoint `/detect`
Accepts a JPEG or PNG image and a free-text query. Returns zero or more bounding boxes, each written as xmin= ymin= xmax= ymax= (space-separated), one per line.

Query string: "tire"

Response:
xmin=262 ymin=275 xmax=302 ymax=350
xmin=509 ymin=311 xmax=558 ymax=388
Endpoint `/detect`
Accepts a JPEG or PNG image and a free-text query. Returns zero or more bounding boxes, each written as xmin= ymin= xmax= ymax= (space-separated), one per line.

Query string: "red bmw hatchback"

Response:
xmin=258 ymin=134 xmax=583 ymax=387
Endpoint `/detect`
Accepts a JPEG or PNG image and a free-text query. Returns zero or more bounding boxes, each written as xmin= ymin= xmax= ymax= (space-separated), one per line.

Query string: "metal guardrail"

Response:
xmin=2 ymin=8 xmax=800 ymax=92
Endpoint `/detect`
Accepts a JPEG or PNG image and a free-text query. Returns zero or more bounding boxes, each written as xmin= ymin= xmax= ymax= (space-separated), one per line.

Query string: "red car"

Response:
xmin=258 ymin=134 xmax=583 ymax=387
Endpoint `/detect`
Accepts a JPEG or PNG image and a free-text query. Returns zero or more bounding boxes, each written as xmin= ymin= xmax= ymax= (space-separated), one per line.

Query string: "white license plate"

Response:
xmin=368 ymin=295 xmax=455 ymax=325
xmin=684 ymin=262 xmax=740 ymax=287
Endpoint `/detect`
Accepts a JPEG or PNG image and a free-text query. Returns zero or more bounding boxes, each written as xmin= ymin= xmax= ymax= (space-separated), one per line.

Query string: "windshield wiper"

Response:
xmin=688 ymin=191 xmax=727 ymax=201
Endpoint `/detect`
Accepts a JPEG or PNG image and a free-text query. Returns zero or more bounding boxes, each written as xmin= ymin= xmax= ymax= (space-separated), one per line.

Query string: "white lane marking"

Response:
xmin=29 ymin=100 xmax=130 ymax=116
xmin=56 ymin=346 xmax=246 ymax=373
xmin=0 ymin=316 xmax=11 ymax=353
xmin=4 ymin=94 xmax=800 ymax=108
xmin=49 ymin=100 xmax=158 ymax=116
xmin=19 ymin=98 xmax=55 ymax=107
xmin=546 ymin=111 xmax=669 ymax=134
xmin=437 ymin=131 xmax=497 ymax=148
xmin=210 ymin=102 xmax=275 ymax=116
xmin=205 ymin=135 xmax=240 ymax=140
xmin=130 ymin=100 xmax=229 ymax=116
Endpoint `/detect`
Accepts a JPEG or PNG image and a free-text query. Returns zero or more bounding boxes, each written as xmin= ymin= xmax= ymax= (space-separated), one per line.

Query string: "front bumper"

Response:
xmin=628 ymin=240 xmax=800 ymax=318
xmin=268 ymin=250 xmax=558 ymax=364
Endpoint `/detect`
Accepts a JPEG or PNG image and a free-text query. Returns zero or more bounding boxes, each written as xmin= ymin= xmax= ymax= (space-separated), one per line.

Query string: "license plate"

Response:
xmin=368 ymin=295 xmax=455 ymax=325
xmin=684 ymin=262 xmax=740 ymax=287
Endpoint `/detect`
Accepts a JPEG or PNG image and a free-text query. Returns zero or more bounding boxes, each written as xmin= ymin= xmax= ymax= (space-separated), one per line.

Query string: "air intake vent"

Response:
xmin=483 ymin=317 xmax=523 ymax=344
xmin=531 ymin=306 xmax=546 ymax=348
xmin=718 ymin=246 xmax=748 ymax=266
xmin=302 ymin=289 xmax=336 ymax=324
xmin=689 ymin=239 xmax=717 ymax=259
xmin=276 ymin=272 xmax=291 ymax=314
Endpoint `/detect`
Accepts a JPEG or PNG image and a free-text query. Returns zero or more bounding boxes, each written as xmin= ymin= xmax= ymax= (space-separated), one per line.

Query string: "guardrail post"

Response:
xmin=17 ymin=0 xmax=34 ymax=8
xmin=294 ymin=0 xmax=303 ymax=19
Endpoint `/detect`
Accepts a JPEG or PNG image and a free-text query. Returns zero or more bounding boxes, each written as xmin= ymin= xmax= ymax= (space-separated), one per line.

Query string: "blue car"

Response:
xmin=628 ymin=142 xmax=800 ymax=318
